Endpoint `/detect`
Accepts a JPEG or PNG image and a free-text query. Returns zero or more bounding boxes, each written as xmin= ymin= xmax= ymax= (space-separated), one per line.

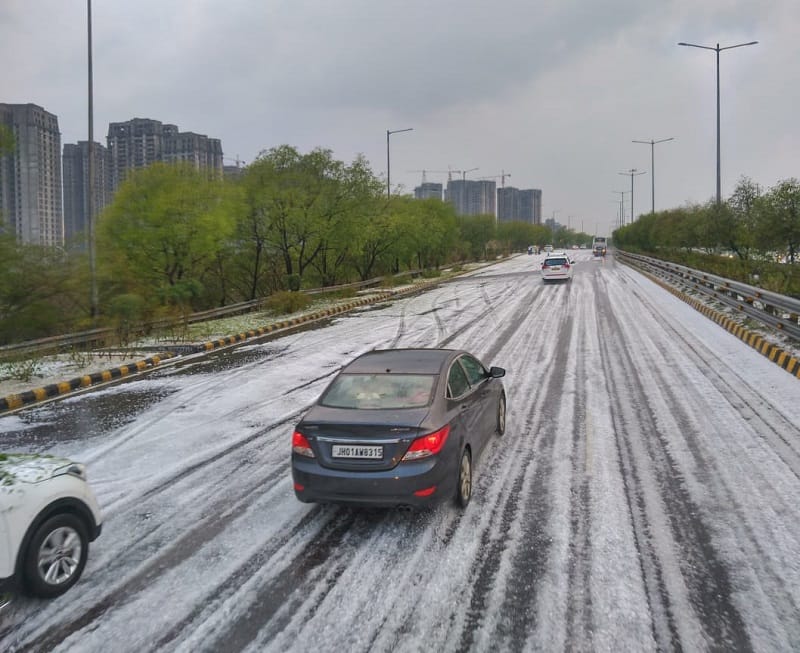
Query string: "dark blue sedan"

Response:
xmin=291 ymin=348 xmax=506 ymax=509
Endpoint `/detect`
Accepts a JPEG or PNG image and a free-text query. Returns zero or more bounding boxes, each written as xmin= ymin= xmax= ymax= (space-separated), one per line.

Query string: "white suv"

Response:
xmin=0 ymin=454 xmax=103 ymax=601
xmin=541 ymin=252 xmax=574 ymax=282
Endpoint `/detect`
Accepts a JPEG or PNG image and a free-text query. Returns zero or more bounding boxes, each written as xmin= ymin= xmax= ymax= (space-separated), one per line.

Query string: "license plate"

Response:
xmin=332 ymin=444 xmax=383 ymax=459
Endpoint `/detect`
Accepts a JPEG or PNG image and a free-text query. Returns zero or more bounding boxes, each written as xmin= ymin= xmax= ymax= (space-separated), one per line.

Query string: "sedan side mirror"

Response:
xmin=489 ymin=366 xmax=506 ymax=378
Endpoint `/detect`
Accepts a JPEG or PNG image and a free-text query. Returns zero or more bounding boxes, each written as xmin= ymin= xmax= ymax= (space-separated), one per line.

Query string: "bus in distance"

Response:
xmin=592 ymin=236 xmax=607 ymax=256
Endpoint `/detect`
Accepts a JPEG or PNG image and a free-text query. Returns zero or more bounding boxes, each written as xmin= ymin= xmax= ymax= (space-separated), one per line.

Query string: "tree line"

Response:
xmin=1 ymin=145 xmax=577 ymax=345
xmin=613 ymin=177 xmax=800 ymax=295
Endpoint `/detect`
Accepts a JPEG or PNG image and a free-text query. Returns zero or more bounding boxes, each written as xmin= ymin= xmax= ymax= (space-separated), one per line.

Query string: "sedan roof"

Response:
xmin=343 ymin=348 xmax=456 ymax=374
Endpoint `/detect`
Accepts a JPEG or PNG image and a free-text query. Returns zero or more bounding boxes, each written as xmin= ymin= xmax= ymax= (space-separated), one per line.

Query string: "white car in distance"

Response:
xmin=0 ymin=454 xmax=103 ymax=603
xmin=541 ymin=251 xmax=574 ymax=283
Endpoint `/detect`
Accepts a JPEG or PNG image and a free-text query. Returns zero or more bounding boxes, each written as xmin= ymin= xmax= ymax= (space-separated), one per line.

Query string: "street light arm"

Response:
xmin=632 ymin=137 xmax=674 ymax=145
xmin=678 ymin=42 xmax=717 ymax=51
xmin=719 ymin=41 xmax=758 ymax=51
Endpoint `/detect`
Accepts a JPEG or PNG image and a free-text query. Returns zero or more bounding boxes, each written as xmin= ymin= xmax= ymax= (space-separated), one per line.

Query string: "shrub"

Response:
xmin=108 ymin=293 xmax=147 ymax=346
xmin=284 ymin=274 xmax=302 ymax=292
xmin=265 ymin=291 xmax=312 ymax=315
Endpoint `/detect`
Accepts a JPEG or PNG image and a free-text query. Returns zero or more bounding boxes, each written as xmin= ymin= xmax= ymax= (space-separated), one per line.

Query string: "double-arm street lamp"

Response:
xmin=632 ymin=137 xmax=674 ymax=214
xmin=618 ymin=169 xmax=646 ymax=224
xmin=386 ymin=128 xmax=413 ymax=198
xmin=678 ymin=40 xmax=757 ymax=205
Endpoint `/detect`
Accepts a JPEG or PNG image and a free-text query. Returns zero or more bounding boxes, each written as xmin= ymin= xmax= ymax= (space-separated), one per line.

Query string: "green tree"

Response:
xmin=457 ymin=215 xmax=496 ymax=260
xmin=394 ymin=198 xmax=458 ymax=271
xmin=760 ymin=178 xmax=800 ymax=264
xmin=496 ymin=221 xmax=541 ymax=254
xmin=725 ymin=177 xmax=762 ymax=260
xmin=311 ymin=154 xmax=382 ymax=286
xmin=0 ymin=236 xmax=77 ymax=343
xmin=246 ymin=145 xmax=347 ymax=287
xmin=98 ymin=163 xmax=234 ymax=311
xmin=350 ymin=199 xmax=400 ymax=280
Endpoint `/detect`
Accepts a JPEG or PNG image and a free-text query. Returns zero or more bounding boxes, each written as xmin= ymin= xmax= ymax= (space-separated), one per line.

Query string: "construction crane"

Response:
xmin=478 ymin=170 xmax=512 ymax=187
xmin=223 ymin=155 xmax=246 ymax=169
xmin=407 ymin=169 xmax=454 ymax=184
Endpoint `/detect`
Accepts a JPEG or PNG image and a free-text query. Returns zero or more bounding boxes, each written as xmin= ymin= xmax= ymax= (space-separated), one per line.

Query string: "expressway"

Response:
xmin=1 ymin=251 xmax=798 ymax=652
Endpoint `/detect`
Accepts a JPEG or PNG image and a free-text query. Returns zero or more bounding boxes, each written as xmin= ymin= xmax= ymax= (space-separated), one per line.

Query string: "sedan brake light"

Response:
xmin=401 ymin=425 xmax=450 ymax=461
xmin=292 ymin=431 xmax=315 ymax=458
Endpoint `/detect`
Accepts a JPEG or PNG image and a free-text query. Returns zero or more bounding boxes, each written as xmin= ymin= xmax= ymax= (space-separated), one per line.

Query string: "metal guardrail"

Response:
xmin=0 ymin=271 xmax=422 ymax=360
xmin=617 ymin=251 xmax=800 ymax=340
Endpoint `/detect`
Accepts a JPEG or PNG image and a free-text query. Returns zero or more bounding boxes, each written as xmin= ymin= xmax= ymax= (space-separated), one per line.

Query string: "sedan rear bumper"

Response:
xmin=292 ymin=455 xmax=457 ymax=508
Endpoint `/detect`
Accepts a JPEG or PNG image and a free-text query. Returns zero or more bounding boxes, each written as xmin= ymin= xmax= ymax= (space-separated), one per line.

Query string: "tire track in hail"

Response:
xmin=369 ymin=279 xmax=557 ymax=650
xmin=457 ymin=315 xmax=574 ymax=651
xmin=624 ymin=280 xmax=800 ymax=476
xmin=617 ymin=280 xmax=800 ymax=640
xmin=598 ymin=278 xmax=752 ymax=651
xmin=387 ymin=298 xmax=408 ymax=348
xmin=156 ymin=508 xmax=367 ymax=652
xmin=564 ymin=288 xmax=593 ymax=649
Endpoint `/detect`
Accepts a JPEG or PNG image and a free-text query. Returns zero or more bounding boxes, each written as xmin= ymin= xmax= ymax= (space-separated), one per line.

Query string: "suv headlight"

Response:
xmin=54 ymin=462 xmax=87 ymax=481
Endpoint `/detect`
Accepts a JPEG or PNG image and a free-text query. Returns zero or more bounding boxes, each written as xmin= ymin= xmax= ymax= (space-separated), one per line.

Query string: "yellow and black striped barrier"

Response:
xmin=0 ymin=352 xmax=178 ymax=414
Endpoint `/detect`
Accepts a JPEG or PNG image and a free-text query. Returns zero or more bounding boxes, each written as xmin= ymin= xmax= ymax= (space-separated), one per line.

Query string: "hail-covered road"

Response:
xmin=1 ymin=251 xmax=799 ymax=652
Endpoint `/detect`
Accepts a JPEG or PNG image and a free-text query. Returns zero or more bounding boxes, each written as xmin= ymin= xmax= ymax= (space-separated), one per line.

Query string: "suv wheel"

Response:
xmin=23 ymin=513 xmax=89 ymax=598
xmin=497 ymin=393 xmax=506 ymax=435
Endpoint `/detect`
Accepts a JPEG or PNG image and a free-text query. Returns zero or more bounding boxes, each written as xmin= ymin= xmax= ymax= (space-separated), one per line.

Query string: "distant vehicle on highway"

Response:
xmin=0 ymin=454 xmax=103 ymax=601
xmin=291 ymin=348 xmax=506 ymax=509
xmin=541 ymin=252 xmax=574 ymax=282
xmin=592 ymin=236 xmax=608 ymax=256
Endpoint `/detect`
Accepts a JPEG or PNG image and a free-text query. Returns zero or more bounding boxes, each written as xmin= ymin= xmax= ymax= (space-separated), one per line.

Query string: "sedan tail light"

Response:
xmin=401 ymin=425 xmax=450 ymax=461
xmin=292 ymin=431 xmax=315 ymax=458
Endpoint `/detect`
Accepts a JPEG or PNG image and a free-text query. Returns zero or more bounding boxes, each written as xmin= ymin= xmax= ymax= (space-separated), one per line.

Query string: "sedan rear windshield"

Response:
xmin=544 ymin=257 xmax=568 ymax=266
xmin=320 ymin=373 xmax=437 ymax=409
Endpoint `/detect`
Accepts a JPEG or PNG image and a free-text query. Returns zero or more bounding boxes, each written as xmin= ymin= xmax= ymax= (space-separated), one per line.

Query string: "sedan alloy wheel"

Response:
xmin=456 ymin=449 xmax=472 ymax=508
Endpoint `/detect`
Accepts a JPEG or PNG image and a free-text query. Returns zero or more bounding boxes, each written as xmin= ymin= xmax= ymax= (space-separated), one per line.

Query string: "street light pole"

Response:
xmin=386 ymin=128 xmax=413 ymax=198
xmin=632 ymin=137 xmax=674 ymax=213
xmin=612 ymin=190 xmax=628 ymax=228
xmin=87 ymin=0 xmax=98 ymax=321
xmin=618 ymin=169 xmax=646 ymax=224
xmin=678 ymin=40 xmax=757 ymax=205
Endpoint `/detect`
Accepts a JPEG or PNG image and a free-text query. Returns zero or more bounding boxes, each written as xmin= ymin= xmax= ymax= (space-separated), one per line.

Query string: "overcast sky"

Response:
xmin=3 ymin=1 xmax=798 ymax=236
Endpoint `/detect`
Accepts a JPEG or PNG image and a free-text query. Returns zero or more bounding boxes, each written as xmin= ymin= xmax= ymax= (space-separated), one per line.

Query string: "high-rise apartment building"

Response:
xmin=0 ymin=103 xmax=63 ymax=246
xmin=498 ymin=187 xmax=542 ymax=224
xmin=62 ymin=141 xmax=111 ymax=247
xmin=497 ymin=187 xmax=521 ymax=223
xmin=414 ymin=182 xmax=443 ymax=200
xmin=446 ymin=179 xmax=496 ymax=216
xmin=106 ymin=118 xmax=223 ymax=192
xmin=520 ymin=189 xmax=542 ymax=224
